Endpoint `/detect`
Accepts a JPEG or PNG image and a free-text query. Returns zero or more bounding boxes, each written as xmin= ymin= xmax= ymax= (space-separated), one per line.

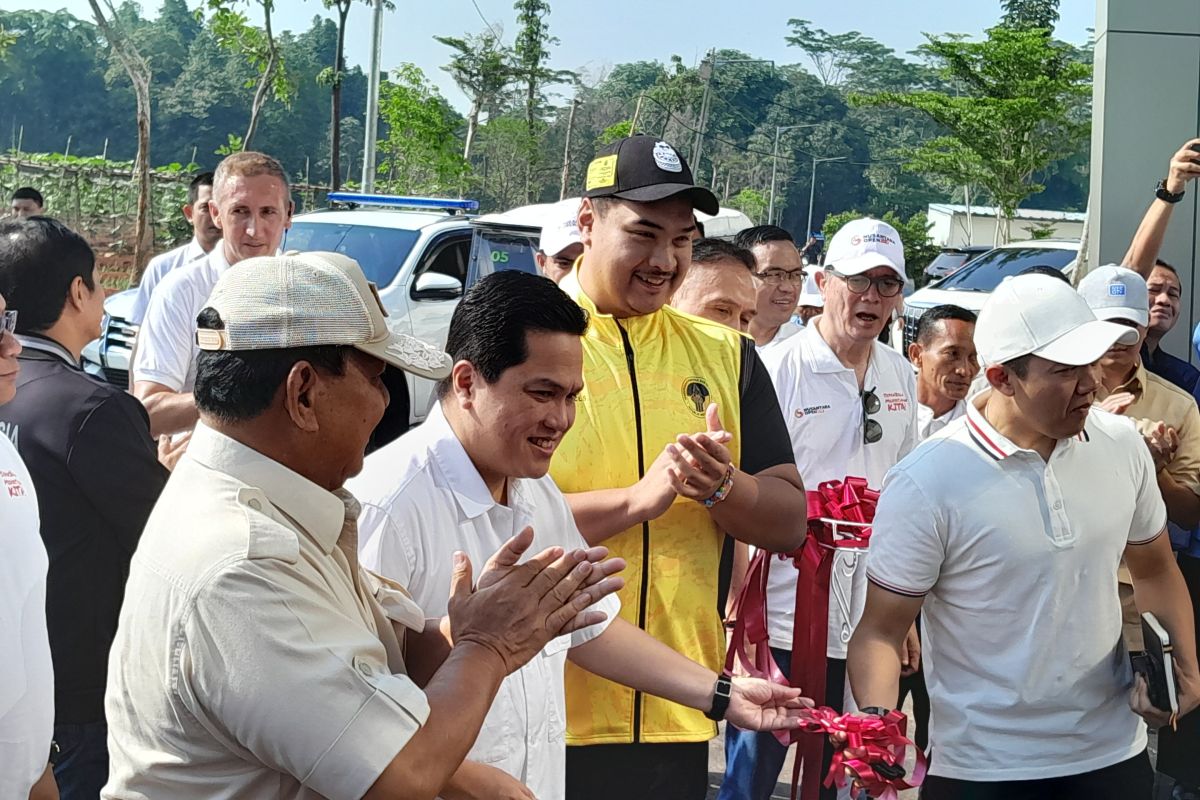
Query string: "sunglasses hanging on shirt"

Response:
xmin=861 ymin=386 xmax=883 ymax=445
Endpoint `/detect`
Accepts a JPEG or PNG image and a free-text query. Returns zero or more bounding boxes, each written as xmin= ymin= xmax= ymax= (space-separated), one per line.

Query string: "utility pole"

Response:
xmin=806 ymin=155 xmax=846 ymax=240
xmin=560 ymin=97 xmax=580 ymax=201
xmin=631 ymin=93 xmax=645 ymax=135
xmin=692 ymin=51 xmax=714 ymax=173
xmin=768 ymin=123 xmax=822 ymax=226
xmin=360 ymin=0 xmax=384 ymax=192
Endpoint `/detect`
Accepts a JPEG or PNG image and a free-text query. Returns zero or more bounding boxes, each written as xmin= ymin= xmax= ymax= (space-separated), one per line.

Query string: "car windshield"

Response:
xmin=925 ymin=252 xmax=970 ymax=274
xmin=283 ymin=222 xmax=421 ymax=287
xmin=466 ymin=225 xmax=539 ymax=289
xmin=935 ymin=247 xmax=1077 ymax=292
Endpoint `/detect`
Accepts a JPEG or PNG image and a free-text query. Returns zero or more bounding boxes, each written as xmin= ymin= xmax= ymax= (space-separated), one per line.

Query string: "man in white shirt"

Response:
xmin=736 ymin=225 xmax=805 ymax=352
xmin=722 ymin=217 xmax=920 ymax=800
xmin=908 ymin=304 xmax=979 ymax=440
xmin=352 ymin=270 xmax=814 ymax=800
xmin=0 ymin=294 xmax=56 ymax=800
xmin=849 ymin=273 xmax=1200 ymax=799
xmin=794 ymin=272 xmax=824 ymax=327
xmin=128 ymin=172 xmax=221 ymax=327
xmin=132 ymin=152 xmax=292 ymax=438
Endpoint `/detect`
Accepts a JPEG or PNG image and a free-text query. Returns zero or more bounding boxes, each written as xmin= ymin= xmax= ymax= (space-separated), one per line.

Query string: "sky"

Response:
xmin=19 ymin=0 xmax=1095 ymax=113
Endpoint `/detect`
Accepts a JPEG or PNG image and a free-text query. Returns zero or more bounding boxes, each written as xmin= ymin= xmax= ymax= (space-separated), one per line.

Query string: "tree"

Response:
xmin=786 ymin=19 xmax=893 ymax=87
xmin=201 ymin=0 xmax=291 ymax=149
xmin=434 ymin=30 xmax=513 ymax=163
xmin=511 ymin=0 xmax=573 ymax=201
xmin=316 ymin=0 xmax=378 ymax=190
xmin=87 ymin=0 xmax=154 ymax=275
xmin=853 ymin=25 xmax=1090 ymax=241
xmin=377 ymin=63 xmax=469 ymax=196
xmin=0 ymin=25 xmax=16 ymax=59
xmin=1001 ymin=0 xmax=1060 ymax=31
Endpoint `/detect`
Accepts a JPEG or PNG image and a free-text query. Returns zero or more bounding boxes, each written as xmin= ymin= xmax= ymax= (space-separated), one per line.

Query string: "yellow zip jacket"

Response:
xmin=554 ymin=267 xmax=745 ymax=745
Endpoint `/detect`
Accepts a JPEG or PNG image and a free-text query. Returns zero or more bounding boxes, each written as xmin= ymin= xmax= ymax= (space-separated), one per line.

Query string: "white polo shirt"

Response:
xmin=761 ymin=323 xmax=918 ymax=657
xmin=350 ymin=403 xmax=619 ymax=800
xmin=128 ymin=238 xmax=207 ymax=326
xmin=866 ymin=399 xmax=1166 ymax=781
xmin=916 ymin=398 xmax=967 ymax=441
xmin=756 ymin=319 xmax=803 ymax=354
xmin=0 ymin=435 xmax=51 ymax=800
xmin=132 ymin=242 xmax=232 ymax=392
xmin=104 ymin=424 xmax=430 ymax=799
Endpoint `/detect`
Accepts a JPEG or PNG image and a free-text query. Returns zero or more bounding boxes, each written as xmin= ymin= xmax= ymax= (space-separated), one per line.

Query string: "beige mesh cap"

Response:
xmin=195 ymin=251 xmax=453 ymax=379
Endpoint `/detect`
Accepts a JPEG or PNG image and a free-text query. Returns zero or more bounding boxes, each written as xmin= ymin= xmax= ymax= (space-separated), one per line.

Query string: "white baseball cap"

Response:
xmin=539 ymin=199 xmax=582 ymax=258
xmin=797 ymin=272 xmax=824 ymax=308
xmin=1077 ymin=265 xmax=1150 ymax=327
xmin=975 ymin=273 xmax=1139 ymax=367
xmin=196 ymin=251 xmax=453 ymax=379
xmin=824 ymin=218 xmax=906 ymax=279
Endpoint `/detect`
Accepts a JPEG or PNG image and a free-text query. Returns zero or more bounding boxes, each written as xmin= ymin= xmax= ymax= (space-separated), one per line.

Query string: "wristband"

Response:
xmin=1156 ymin=179 xmax=1186 ymax=204
xmin=704 ymin=672 xmax=733 ymax=721
xmin=703 ymin=467 xmax=735 ymax=508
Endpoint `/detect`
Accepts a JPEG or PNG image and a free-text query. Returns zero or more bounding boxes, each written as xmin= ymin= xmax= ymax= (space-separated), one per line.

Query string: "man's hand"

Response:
xmin=1164 ymin=138 xmax=1200 ymax=196
xmin=724 ymin=676 xmax=814 ymax=732
xmin=1098 ymin=391 xmax=1137 ymax=416
xmin=446 ymin=542 xmax=624 ymax=675
xmin=442 ymin=761 xmax=537 ymax=800
xmin=476 ymin=528 xmax=626 ymax=635
xmin=628 ymin=446 xmax=682 ymax=522
xmin=1144 ymin=422 xmax=1179 ymax=472
xmin=1132 ymin=663 xmax=1200 ymax=730
xmin=666 ymin=403 xmax=735 ymax=502
xmin=900 ymin=624 xmax=921 ymax=677
xmin=157 ymin=431 xmax=191 ymax=471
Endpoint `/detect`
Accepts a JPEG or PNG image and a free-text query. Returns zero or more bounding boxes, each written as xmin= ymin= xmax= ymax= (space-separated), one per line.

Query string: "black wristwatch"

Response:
xmin=704 ymin=672 xmax=733 ymax=721
xmin=860 ymin=706 xmax=891 ymax=717
xmin=1156 ymin=179 xmax=1186 ymax=204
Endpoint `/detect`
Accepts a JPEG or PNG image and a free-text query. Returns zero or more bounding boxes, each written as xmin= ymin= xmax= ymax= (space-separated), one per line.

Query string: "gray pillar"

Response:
xmin=1090 ymin=0 xmax=1200 ymax=360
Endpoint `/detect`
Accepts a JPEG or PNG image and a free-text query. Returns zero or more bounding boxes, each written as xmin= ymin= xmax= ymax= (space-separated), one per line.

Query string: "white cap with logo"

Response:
xmin=196 ymin=251 xmax=453 ymax=379
xmin=974 ymin=273 xmax=1139 ymax=367
xmin=824 ymin=218 xmax=906 ymax=279
xmin=539 ymin=199 xmax=583 ymax=258
xmin=797 ymin=272 xmax=824 ymax=308
xmin=1077 ymin=265 xmax=1150 ymax=327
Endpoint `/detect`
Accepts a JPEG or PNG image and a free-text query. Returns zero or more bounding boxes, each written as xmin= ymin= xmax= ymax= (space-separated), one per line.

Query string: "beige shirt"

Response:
xmin=103 ymin=424 xmax=430 ymax=800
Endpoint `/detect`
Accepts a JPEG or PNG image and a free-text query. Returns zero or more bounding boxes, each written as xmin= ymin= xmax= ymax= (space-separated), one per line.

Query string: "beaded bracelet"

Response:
xmin=703 ymin=466 xmax=735 ymax=508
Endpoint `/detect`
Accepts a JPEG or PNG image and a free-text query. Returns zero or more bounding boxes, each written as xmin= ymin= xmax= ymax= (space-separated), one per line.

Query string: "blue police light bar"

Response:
xmin=326 ymin=192 xmax=479 ymax=213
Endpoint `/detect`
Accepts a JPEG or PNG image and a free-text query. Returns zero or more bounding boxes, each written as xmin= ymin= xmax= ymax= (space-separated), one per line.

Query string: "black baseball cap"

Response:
xmin=583 ymin=135 xmax=719 ymax=215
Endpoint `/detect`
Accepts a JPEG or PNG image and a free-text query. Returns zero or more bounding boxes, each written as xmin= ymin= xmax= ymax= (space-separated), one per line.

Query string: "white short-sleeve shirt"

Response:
xmin=866 ymin=399 xmax=1167 ymax=781
xmin=350 ymin=403 xmax=619 ymax=800
xmin=756 ymin=319 xmax=803 ymax=354
xmin=916 ymin=398 xmax=967 ymax=441
xmin=0 ymin=435 xmax=52 ymax=799
xmin=103 ymin=424 xmax=430 ymax=800
xmin=131 ymin=243 xmax=231 ymax=392
xmin=761 ymin=323 xmax=918 ymax=656
xmin=128 ymin=238 xmax=206 ymax=326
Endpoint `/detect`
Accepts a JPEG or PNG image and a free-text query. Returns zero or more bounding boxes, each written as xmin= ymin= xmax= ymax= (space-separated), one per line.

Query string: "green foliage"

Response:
xmin=852 ymin=25 xmax=1090 ymax=236
xmin=0 ymin=24 xmax=17 ymax=58
xmin=201 ymin=0 xmax=291 ymax=107
xmin=823 ymin=210 xmax=938 ymax=283
xmin=728 ymin=188 xmax=767 ymax=223
xmin=215 ymin=133 xmax=244 ymax=155
xmin=597 ymin=120 xmax=632 ymax=145
xmin=377 ymin=63 xmax=469 ymax=196
xmin=1001 ymin=0 xmax=1060 ymax=31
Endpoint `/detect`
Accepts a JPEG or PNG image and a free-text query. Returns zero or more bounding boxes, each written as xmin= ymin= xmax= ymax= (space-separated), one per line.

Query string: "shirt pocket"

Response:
xmin=468 ymin=682 xmax=520 ymax=765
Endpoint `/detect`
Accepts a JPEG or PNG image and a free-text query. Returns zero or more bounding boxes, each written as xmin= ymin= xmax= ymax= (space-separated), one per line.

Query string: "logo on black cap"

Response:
xmin=582 ymin=135 xmax=719 ymax=215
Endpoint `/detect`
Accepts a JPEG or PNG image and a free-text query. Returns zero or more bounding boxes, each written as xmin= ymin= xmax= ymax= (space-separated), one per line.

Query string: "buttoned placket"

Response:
xmin=1009 ymin=445 xmax=1077 ymax=548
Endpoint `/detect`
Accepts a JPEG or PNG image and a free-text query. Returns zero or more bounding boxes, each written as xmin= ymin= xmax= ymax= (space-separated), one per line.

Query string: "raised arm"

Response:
xmin=1122 ymin=139 xmax=1200 ymax=278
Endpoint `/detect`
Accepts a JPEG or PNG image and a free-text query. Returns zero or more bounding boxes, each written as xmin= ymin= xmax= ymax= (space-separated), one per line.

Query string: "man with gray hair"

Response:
xmin=103 ymin=251 xmax=624 ymax=798
xmin=132 ymin=151 xmax=293 ymax=438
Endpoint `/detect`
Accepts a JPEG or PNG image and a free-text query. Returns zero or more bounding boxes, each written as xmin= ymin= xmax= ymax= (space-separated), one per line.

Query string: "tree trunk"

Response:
xmin=243 ymin=2 xmax=279 ymax=150
xmin=88 ymin=0 xmax=153 ymax=278
xmin=330 ymin=2 xmax=349 ymax=190
xmin=525 ymin=77 xmax=536 ymax=202
xmin=463 ymin=100 xmax=480 ymax=162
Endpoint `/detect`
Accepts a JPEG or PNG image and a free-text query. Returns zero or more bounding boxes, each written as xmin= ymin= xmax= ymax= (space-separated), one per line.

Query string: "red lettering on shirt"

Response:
xmin=1 ymin=469 xmax=25 ymax=497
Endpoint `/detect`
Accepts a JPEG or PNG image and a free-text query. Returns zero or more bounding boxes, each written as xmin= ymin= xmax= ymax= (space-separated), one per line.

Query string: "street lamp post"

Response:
xmin=806 ymin=155 xmax=846 ymax=241
xmin=768 ymin=123 xmax=823 ymax=225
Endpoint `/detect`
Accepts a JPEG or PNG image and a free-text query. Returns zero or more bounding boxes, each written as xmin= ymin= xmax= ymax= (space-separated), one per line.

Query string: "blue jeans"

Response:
xmin=721 ymin=649 xmax=847 ymax=800
xmin=53 ymin=721 xmax=108 ymax=800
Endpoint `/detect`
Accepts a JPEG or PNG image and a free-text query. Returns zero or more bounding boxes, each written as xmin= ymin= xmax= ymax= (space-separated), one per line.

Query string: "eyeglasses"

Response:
xmin=0 ymin=310 xmax=16 ymax=343
xmin=755 ymin=268 xmax=807 ymax=286
xmin=827 ymin=268 xmax=905 ymax=298
xmin=861 ymin=386 xmax=883 ymax=445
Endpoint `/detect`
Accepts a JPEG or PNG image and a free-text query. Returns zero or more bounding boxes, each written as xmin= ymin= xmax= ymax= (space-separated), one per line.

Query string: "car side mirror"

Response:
xmin=413 ymin=272 xmax=463 ymax=300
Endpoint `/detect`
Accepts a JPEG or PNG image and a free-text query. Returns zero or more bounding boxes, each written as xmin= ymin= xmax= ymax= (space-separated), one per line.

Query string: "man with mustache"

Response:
xmin=132 ymin=152 xmax=292 ymax=438
xmin=849 ymin=273 xmax=1200 ymax=800
xmin=723 ymin=218 xmax=920 ymax=800
xmin=909 ymin=305 xmax=979 ymax=441
xmin=549 ymin=135 xmax=808 ymax=800
xmin=351 ymin=271 xmax=812 ymax=800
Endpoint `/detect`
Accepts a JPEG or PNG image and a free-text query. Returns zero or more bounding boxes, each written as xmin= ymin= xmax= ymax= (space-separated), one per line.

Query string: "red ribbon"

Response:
xmin=725 ymin=478 xmax=892 ymax=800
xmin=794 ymin=707 xmax=928 ymax=800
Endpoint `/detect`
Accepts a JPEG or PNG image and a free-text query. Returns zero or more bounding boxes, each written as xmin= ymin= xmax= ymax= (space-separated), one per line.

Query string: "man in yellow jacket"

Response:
xmin=554 ymin=134 xmax=808 ymax=800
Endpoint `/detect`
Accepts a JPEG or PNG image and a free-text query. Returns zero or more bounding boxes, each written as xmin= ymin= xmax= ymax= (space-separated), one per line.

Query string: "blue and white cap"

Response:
xmin=1077 ymin=265 xmax=1150 ymax=328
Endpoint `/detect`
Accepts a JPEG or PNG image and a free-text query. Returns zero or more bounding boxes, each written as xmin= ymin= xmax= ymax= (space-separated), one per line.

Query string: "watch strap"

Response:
xmin=704 ymin=672 xmax=734 ymax=721
xmin=860 ymin=706 xmax=891 ymax=717
xmin=1156 ymin=179 xmax=1186 ymax=204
